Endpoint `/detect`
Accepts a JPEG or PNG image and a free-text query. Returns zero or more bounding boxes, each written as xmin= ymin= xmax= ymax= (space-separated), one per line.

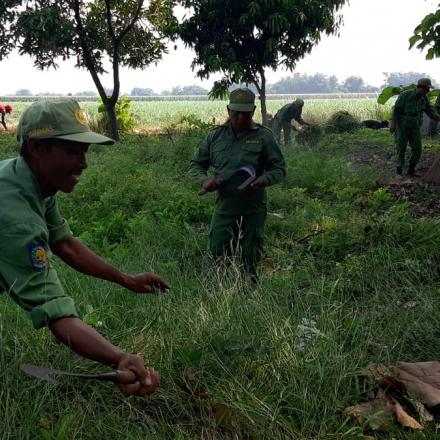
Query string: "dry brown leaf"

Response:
xmin=212 ymin=403 xmax=233 ymax=427
xmin=262 ymin=257 xmax=275 ymax=272
xmin=194 ymin=387 xmax=209 ymax=400
xmin=345 ymin=397 xmax=395 ymax=431
xmin=184 ymin=368 xmax=196 ymax=381
xmin=364 ymin=363 xmax=402 ymax=389
xmin=39 ymin=415 xmax=57 ymax=430
xmin=392 ymin=399 xmax=424 ymax=430
xmin=398 ymin=300 xmax=419 ymax=309
xmin=411 ymin=399 xmax=434 ymax=422
xmin=395 ymin=362 xmax=440 ymax=406
xmin=365 ymin=363 xmax=393 ymax=381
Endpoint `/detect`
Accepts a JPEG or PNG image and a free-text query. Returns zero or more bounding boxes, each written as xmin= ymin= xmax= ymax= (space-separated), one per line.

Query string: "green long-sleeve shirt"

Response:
xmin=393 ymin=90 xmax=440 ymax=126
xmin=275 ymin=102 xmax=306 ymax=124
xmin=189 ymin=122 xmax=286 ymax=215
xmin=0 ymin=156 xmax=77 ymax=329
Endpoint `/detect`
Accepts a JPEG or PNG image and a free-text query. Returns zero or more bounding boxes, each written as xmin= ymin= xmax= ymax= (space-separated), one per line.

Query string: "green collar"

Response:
xmin=16 ymin=156 xmax=45 ymax=202
xmin=222 ymin=119 xmax=260 ymax=131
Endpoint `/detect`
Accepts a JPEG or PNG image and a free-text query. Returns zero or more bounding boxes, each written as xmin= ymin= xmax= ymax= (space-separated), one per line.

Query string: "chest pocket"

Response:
xmin=210 ymin=142 xmax=228 ymax=167
xmin=240 ymin=141 xmax=263 ymax=165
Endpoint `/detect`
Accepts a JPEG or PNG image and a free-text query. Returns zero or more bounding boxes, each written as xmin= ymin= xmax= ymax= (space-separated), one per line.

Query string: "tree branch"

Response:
xmin=116 ymin=0 xmax=144 ymax=44
xmin=104 ymin=0 xmax=117 ymax=43
xmin=71 ymin=0 xmax=108 ymax=104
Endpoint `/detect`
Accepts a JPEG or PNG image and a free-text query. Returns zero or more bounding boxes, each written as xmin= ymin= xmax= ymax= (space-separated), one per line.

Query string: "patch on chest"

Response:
xmin=28 ymin=242 xmax=49 ymax=272
xmin=245 ymin=139 xmax=261 ymax=144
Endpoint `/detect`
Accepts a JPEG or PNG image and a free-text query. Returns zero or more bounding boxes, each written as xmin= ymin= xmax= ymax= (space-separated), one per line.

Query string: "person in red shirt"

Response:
xmin=0 ymin=104 xmax=13 ymax=130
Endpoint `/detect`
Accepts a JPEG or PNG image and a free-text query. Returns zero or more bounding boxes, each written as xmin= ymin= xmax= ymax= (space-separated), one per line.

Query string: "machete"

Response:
xmin=198 ymin=165 xmax=257 ymax=196
xmin=20 ymin=364 xmax=136 ymax=384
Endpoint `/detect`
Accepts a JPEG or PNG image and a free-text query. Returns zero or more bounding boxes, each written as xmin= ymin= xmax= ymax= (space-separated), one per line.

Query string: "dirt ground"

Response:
xmin=346 ymin=136 xmax=440 ymax=218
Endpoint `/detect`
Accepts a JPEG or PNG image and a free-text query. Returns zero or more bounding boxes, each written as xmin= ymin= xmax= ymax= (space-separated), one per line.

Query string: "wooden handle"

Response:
xmin=198 ymin=189 xmax=208 ymax=196
xmin=116 ymin=370 xmax=137 ymax=384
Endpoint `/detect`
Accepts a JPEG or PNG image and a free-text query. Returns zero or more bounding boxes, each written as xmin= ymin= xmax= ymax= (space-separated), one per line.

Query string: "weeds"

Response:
xmin=1 ymin=122 xmax=440 ymax=438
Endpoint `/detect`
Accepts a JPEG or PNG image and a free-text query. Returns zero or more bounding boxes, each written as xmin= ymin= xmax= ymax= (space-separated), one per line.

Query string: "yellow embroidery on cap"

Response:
xmin=246 ymin=139 xmax=261 ymax=144
xmin=75 ymin=108 xmax=88 ymax=126
xmin=29 ymin=127 xmax=54 ymax=137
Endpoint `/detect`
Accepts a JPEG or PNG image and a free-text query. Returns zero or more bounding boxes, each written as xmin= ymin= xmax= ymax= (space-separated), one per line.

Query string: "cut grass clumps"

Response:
xmin=326 ymin=110 xmax=361 ymax=134
xmin=295 ymin=124 xmax=324 ymax=145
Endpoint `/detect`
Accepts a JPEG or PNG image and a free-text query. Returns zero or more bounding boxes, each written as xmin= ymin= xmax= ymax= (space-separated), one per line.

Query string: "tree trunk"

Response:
xmin=105 ymin=101 xmax=118 ymax=140
xmin=254 ymin=68 xmax=268 ymax=126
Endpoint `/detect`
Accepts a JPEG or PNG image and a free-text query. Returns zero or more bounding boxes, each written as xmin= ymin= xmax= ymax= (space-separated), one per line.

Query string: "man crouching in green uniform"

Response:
xmin=390 ymin=78 xmax=440 ymax=177
xmin=0 ymin=99 xmax=170 ymax=396
xmin=272 ymin=98 xmax=309 ymax=145
xmin=189 ymin=88 xmax=286 ymax=281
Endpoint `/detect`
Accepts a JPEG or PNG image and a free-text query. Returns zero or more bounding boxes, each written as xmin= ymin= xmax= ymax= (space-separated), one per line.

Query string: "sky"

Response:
xmin=1 ymin=0 xmax=439 ymax=95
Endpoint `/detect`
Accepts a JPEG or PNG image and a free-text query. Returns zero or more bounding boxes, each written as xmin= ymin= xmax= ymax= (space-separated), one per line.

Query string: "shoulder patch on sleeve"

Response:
xmin=28 ymin=242 xmax=49 ymax=272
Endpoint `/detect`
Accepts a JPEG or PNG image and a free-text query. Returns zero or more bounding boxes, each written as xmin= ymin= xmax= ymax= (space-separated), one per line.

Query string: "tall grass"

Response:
xmin=2 ymin=99 xmax=393 ymax=132
xmin=0 ymin=128 xmax=439 ymax=439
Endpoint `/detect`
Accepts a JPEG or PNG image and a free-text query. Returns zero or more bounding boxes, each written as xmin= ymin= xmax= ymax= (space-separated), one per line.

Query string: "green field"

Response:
xmin=2 ymin=98 xmax=393 ymax=130
xmin=2 ymin=113 xmax=440 ymax=438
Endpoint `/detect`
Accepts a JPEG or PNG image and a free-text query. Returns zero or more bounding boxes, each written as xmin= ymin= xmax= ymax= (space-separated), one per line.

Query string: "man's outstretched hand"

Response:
xmin=117 ymin=353 xmax=160 ymax=396
xmin=121 ymin=272 xmax=170 ymax=294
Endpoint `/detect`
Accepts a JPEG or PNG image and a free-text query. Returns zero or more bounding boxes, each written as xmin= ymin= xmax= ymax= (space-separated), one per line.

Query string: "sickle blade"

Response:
xmin=20 ymin=364 xmax=63 ymax=383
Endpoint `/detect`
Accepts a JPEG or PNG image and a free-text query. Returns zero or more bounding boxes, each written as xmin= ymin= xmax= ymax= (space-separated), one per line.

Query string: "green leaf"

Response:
xmin=55 ymin=414 xmax=75 ymax=440
xmin=377 ymin=84 xmax=417 ymax=105
xmin=377 ymin=86 xmax=401 ymax=105
xmin=408 ymin=34 xmax=421 ymax=49
xmin=39 ymin=430 xmax=52 ymax=440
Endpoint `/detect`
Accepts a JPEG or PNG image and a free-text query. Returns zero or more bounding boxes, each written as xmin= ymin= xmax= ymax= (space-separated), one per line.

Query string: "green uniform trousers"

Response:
xmin=209 ymin=211 xmax=266 ymax=276
xmin=272 ymin=117 xmax=292 ymax=145
xmin=395 ymin=117 xmax=422 ymax=168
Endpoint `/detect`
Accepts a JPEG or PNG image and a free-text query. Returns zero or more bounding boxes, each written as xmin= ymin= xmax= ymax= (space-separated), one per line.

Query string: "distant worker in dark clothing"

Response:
xmin=362 ymin=120 xmax=389 ymax=130
xmin=428 ymin=94 xmax=440 ymax=137
xmin=272 ymin=99 xmax=309 ymax=145
xmin=390 ymin=78 xmax=440 ymax=177
xmin=0 ymin=104 xmax=13 ymax=130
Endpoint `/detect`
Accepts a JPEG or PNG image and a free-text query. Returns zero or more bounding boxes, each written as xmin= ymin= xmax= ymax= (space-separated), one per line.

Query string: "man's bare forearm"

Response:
xmin=49 ymin=317 xmax=124 ymax=367
xmin=50 ymin=237 xmax=126 ymax=285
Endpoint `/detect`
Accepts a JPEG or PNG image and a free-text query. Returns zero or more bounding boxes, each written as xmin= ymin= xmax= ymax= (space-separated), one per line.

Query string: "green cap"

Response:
xmin=228 ymin=88 xmax=256 ymax=112
xmin=295 ymin=98 xmax=304 ymax=106
xmin=17 ymin=98 xmax=114 ymax=145
xmin=417 ymin=78 xmax=433 ymax=89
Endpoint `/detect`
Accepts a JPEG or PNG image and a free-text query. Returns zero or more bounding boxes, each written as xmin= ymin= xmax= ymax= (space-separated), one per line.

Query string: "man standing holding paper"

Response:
xmin=190 ymin=88 xmax=286 ymax=280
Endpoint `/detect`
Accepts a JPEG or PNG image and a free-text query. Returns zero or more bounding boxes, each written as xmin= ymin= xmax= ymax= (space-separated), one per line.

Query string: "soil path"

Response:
xmin=346 ymin=140 xmax=440 ymax=218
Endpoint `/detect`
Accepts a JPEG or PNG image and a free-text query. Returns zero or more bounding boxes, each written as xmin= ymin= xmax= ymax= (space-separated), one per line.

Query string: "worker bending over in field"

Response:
xmin=190 ymin=88 xmax=286 ymax=281
xmin=0 ymin=99 xmax=170 ymax=396
xmin=272 ymin=98 xmax=309 ymax=145
xmin=390 ymin=78 xmax=440 ymax=177
xmin=0 ymin=104 xmax=13 ymax=130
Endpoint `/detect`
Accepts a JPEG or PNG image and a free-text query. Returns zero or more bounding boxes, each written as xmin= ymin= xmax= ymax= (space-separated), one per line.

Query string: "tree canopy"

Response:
xmin=0 ymin=0 xmax=21 ymax=61
xmin=10 ymin=0 xmax=175 ymax=138
xmin=409 ymin=6 xmax=440 ymax=60
xmin=178 ymin=0 xmax=347 ymax=123
xmin=382 ymin=72 xmax=438 ymax=88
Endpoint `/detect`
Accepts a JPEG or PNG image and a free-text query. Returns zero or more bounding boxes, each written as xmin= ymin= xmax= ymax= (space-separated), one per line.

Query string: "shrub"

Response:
xmin=96 ymin=96 xmax=137 ymax=133
xmin=296 ymin=124 xmax=324 ymax=145
xmin=326 ymin=111 xmax=361 ymax=133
